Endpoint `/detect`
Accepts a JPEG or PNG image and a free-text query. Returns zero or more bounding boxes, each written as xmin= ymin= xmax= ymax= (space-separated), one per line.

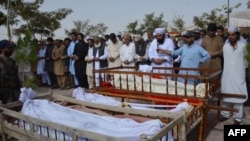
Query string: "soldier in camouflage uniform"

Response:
xmin=0 ymin=40 xmax=22 ymax=104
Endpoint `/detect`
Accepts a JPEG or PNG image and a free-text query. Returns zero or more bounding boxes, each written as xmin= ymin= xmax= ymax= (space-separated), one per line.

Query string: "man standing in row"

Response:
xmin=68 ymin=32 xmax=79 ymax=88
xmin=45 ymin=37 xmax=58 ymax=88
xmin=134 ymin=34 xmax=150 ymax=66
xmin=85 ymin=37 xmax=94 ymax=89
xmin=201 ymin=23 xmax=224 ymax=71
xmin=149 ymin=28 xmax=174 ymax=74
xmin=107 ymin=33 xmax=122 ymax=68
xmin=120 ymin=33 xmax=136 ymax=67
xmin=220 ymin=27 xmax=248 ymax=125
xmin=52 ymin=39 xmax=65 ymax=89
xmin=73 ymin=33 xmax=89 ymax=88
xmin=93 ymin=36 xmax=108 ymax=86
xmin=160 ymin=31 xmax=211 ymax=84
xmin=37 ymin=40 xmax=50 ymax=86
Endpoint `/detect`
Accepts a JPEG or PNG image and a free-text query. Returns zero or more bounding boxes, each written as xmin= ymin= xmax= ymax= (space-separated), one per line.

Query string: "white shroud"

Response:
xmin=73 ymin=87 xmax=190 ymax=112
xmin=19 ymin=87 xmax=173 ymax=141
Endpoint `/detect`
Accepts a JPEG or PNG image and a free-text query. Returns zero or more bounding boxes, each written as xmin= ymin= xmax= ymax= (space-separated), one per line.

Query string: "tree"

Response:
xmin=170 ymin=14 xmax=185 ymax=32
xmin=65 ymin=20 xmax=108 ymax=36
xmin=0 ymin=0 xmax=21 ymax=39
xmin=0 ymin=11 xmax=5 ymax=26
xmin=87 ymin=23 xmax=108 ymax=36
xmin=126 ymin=13 xmax=169 ymax=35
xmin=126 ymin=21 xmax=139 ymax=34
xmin=0 ymin=0 xmax=72 ymax=39
xmin=13 ymin=30 xmax=38 ymax=88
xmin=193 ymin=9 xmax=227 ymax=29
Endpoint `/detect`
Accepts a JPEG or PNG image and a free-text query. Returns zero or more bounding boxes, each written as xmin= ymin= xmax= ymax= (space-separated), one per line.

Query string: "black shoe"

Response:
xmin=38 ymin=83 xmax=45 ymax=87
xmin=233 ymin=120 xmax=241 ymax=125
xmin=219 ymin=116 xmax=229 ymax=122
xmin=244 ymin=101 xmax=250 ymax=107
xmin=51 ymin=85 xmax=60 ymax=89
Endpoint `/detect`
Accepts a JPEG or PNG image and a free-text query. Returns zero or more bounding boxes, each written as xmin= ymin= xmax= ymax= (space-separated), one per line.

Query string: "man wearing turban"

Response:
xmin=148 ymin=28 xmax=174 ymax=74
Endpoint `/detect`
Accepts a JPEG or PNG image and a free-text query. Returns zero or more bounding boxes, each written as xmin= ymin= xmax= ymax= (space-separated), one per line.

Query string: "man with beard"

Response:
xmin=61 ymin=38 xmax=73 ymax=89
xmin=52 ymin=39 xmax=65 ymax=90
xmin=44 ymin=37 xmax=58 ymax=89
xmin=162 ymin=31 xmax=211 ymax=84
xmin=37 ymin=40 xmax=51 ymax=87
xmin=93 ymin=36 xmax=108 ymax=87
xmin=73 ymin=33 xmax=89 ymax=88
xmin=134 ymin=34 xmax=150 ymax=66
xmin=201 ymin=23 xmax=224 ymax=71
xmin=0 ymin=40 xmax=22 ymax=104
xmin=148 ymin=28 xmax=174 ymax=74
xmin=219 ymin=27 xmax=248 ymax=125
xmin=193 ymin=28 xmax=202 ymax=46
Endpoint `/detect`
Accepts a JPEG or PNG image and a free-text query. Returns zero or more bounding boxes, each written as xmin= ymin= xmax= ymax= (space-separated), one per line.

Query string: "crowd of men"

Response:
xmin=0 ymin=22 xmax=250 ymax=125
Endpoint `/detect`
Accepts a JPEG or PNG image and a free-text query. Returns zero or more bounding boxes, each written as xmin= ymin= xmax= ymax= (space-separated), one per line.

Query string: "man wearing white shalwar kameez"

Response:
xmin=107 ymin=33 xmax=123 ymax=68
xmin=37 ymin=43 xmax=51 ymax=85
xmin=220 ymin=27 xmax=248 ymax=125
xmin=85 ymin=37 xmax=94 ymax=89
xmin=149 ymin=28 xmax=174 ymax=74
xmin=120 ymin=34 xmax=136 ymax=67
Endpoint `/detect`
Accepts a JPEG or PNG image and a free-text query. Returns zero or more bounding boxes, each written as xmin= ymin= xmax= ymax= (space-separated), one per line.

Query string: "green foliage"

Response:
xmin=126 ymin=13 xmax=168 ymax=34
xmin=245 ymin=43 xmax=250 ymax=76
xmin=0 ymin=0 xmax=72 ymax=38
xmin=193 ymin=9 xmax=227 ymax=29
xmin=64 ymin=20 xmax=108 ymax=37
xmin=0 ymin=11 xmax=5 ymax=26
xmin=245 ymin=43 xmax=250 ymax=65
xmin=14 ymin=30 xmax=38 ymax=64
xmin=171 ymin=15 xmax=185 ymax=32
xmin=13 ymin=30 xmax=38 ymax=88
xmin=23 ymin=77 xmax=37 ymax=89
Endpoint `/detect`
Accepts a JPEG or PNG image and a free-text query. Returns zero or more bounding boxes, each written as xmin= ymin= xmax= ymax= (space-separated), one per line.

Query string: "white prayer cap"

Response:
xmin=228 ymin=26 xmax=239 ymax=33
xmin=134 ymin=34 xmax=142 ymax=41
xmin=86 ymin=35 xmax=93 ymax=40
xmin=98 ymin=34 xmax=105 ymax=39
xmin=181 ymin=30 xmax=188 ymax=36
xmin=154 ymin=28 xmax=166 ymax=35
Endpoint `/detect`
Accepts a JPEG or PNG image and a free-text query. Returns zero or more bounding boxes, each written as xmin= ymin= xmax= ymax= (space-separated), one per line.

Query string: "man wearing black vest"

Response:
xmin=93 ymin=36 xmax=108 ymax=87
xmin=134 ymin=34 xmax=150 ymax=67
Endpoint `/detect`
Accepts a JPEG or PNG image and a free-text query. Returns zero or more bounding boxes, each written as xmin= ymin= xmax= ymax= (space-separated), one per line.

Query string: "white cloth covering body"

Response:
xmin=73 ymin=87 xmax=189 ymax=112
xmin=19 ymin=94 xmax=167 ymax=141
